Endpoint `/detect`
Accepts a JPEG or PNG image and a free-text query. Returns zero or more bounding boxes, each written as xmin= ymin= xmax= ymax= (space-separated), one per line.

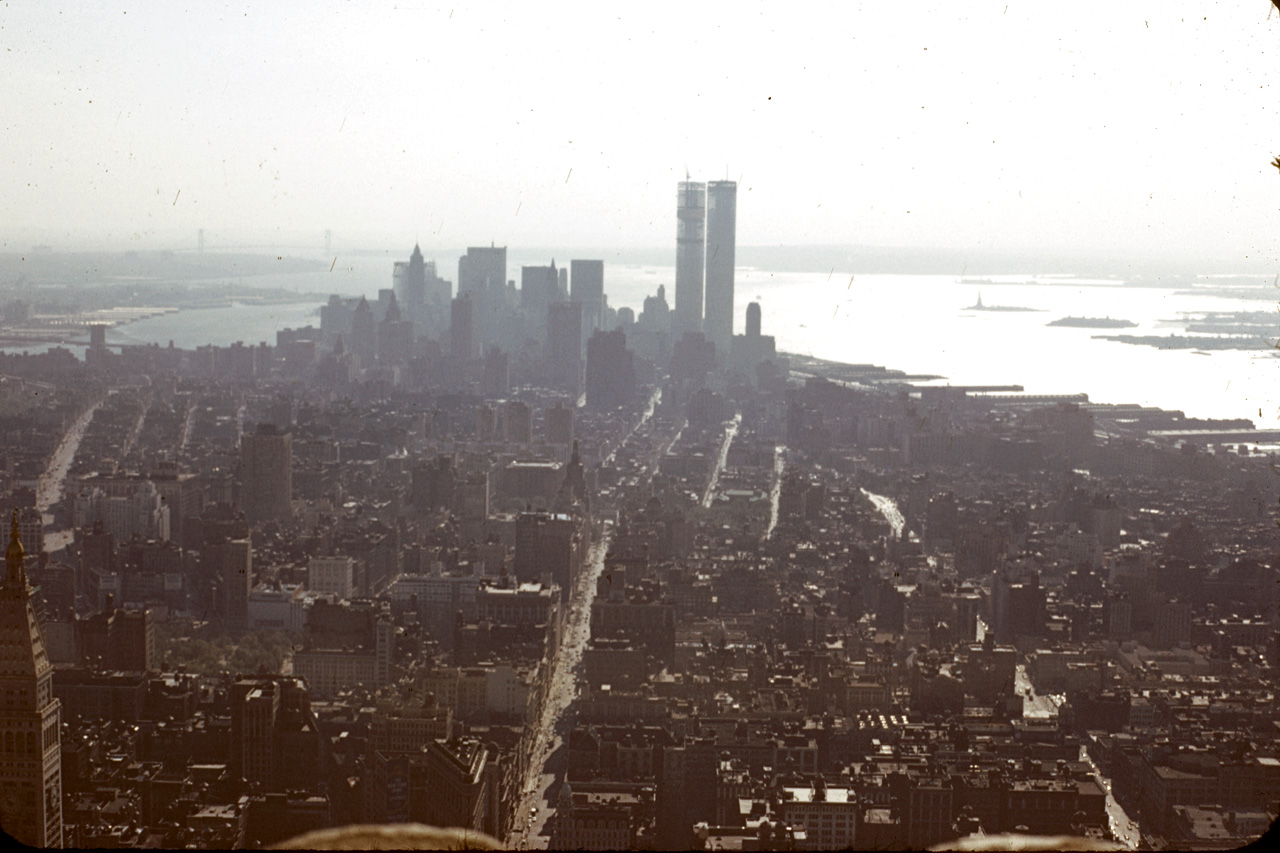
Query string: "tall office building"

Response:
xmin=395 ymin=245 xmax=451 ymax=338
xmin=377 ymin=293 xmax=414 ymax=366
xmin=240 ymin=423 xmax=293 ymax=523
xmin=585 ymin=329 xmax=635 ymax=409
xmin=394 ymin=244 xmax=428 ymax=311
xmin=703 ymin=180 xmax=737 ymax=354
xmin=348 ymin=296 xmax=377 ymax=367
xmin=211 ymin=537 xmax=253 ymax=632
xmin=547 ymin=301 xmax=584 ymax=395
xmin=569 ymin=260 xmax=603 ymax=303
xmin=520 ymin=261 xmax=558 ymax=330
xmin=482 ymin=346 xmax=510 ymax=397
xmin=503 ymin=400 xmax=533 ymax=444
xmin=451 ymin=294 xmax=475 ymax=363
xmin=674 ymin=181 xmax=706 ymax=336
xmin=545 ymin=401 xmax=574 ymax=446
xmin=15 ymin=507 xmax=42 ymax=570
xmin=515 ymin=511 xmax=583 ymax=596
xmin=730 ymin=300 xmax=777 ymax=379
xmin=458 ymin=246 xmax=507 ymax=346
xmin=458 ymin=246 xmax=507 ymax=299
xmin=0 ymin=513 xmax=63 ymax=848
xmin=570 ymin=259 xmax=605 ymax=334
xmin=746 ymin=300 xmax=761 ymax=338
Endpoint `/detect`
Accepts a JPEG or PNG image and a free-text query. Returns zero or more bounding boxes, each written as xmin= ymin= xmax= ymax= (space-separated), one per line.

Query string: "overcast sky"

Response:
xmin=3 ymin=2 xmax=1279 ymax=262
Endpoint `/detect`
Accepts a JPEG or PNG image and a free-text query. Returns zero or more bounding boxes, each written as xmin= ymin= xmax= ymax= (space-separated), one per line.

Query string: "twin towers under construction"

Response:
xmin=674 ymin=179 xmax=737 ymax=355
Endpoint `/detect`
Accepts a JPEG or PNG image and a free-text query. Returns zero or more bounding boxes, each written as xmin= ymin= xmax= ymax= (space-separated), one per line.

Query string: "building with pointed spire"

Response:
xmin=394 ymin=243 xmax=428 ymax=310
xmin=556 ymin=440 xmax=591 ymax=515
xmin=0 ymin=511 xmax=64 ymax=847
xmin=378 ymin=291 xmax=415 ymax=366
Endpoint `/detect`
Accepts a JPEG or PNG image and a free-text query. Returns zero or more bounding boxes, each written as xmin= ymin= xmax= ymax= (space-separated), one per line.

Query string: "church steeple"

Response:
xmin=554 ymin=440 xmax=590 ymax=514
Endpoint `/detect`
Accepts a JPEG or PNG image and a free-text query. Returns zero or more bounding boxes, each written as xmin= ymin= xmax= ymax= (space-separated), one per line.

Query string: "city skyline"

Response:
xmin=1 ymin=3 xmax=1278 ymax=266
xmin=1 ymin=4 xmax=1278 ymax=847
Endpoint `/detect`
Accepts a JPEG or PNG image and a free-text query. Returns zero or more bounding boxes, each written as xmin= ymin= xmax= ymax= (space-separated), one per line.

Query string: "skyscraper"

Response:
xmin=458 ymin=246 xmax=507 ymax=299
xmin=458 ymin=246 xmax=507 ymax=346
xmin=570 ymin=259 xmax=605 ymax=334
xmin=394 ymin=244 xmax=428 ymax=312
xmin=482 ymin=346 xmax=510 ymax=397
xmin=0 ymin=512 xmax=63 ymax=848
xmin=585 ymin=329 xmax=635 ymax=409
xmin=569 ymin=260 xmax=603 ymax=303
xmin=730 ymin=300 xmax=777 ymax=379
xmin=545 ymin=401 xmax=574 ymax=446
xmin=240 ymin=423 xmax=293 ymax=523
xmin=520 ymin=261 xmax=558 ymax=332
xmin=451 ymin=294 xmax=475 ymax=363
xmin=503 ymin=400 xmax=533 ymax=444
xmin=674 ymin=181 xmax=706 ymax=336
xmin=703 ymin=180 xmax=737 ymax=354
xmin=547 ymin=301 xmax=584 ymax=395
xmin=212 ymin=536 xmax=253 ymax=632
xmin=377 ymin=292 xmax=414 ymax=366
xmin=348 ymin=296 xmax=377 ymax=367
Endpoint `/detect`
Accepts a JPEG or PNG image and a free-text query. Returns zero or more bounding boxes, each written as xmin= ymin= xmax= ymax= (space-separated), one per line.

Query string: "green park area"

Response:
xmin=157 ymin=624 xmax=296 ymax=676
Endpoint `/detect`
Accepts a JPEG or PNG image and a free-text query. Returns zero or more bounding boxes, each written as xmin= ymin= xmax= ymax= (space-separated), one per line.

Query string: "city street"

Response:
xmin=506 ymin=394 xmax=686 ymax=848
xmin=701 ymin=412 xmax=740 ymax=507
xmin=1079 ymin=745 xmax=1141 ymax=849
xmin=506 ymin=528 xmax=610 ymax=850
xmin=1014 ymin=664 xmax=1065 ymax=719
xmin=37 ymin=394 xmax=103 ymax=513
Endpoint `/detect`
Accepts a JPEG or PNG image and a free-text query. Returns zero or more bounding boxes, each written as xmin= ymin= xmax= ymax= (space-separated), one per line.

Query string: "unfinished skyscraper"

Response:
xmin=674 ymin=181 xmax=706 ymax=337
xmin=703 ymin=180 xmax=737 ymax=354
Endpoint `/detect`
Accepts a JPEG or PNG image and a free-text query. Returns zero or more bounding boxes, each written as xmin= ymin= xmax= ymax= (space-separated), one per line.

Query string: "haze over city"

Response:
xmin=1 ymin=4 xmax=1279 ymax=852
xmin=3 ymin=2 xmax=1279 ymax=265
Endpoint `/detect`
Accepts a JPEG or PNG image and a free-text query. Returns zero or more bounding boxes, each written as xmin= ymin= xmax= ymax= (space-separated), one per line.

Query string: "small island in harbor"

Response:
xmin=1047 ymin=316 xmax=1137 ymax=329
xmin=963 ymin=292 xmax=1041 ymax=312
xmin=1093 ymin=333 xmax=1271 ymax=351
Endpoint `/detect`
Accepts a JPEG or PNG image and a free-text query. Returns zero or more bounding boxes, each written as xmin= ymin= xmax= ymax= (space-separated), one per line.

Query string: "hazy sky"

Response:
xmin=3 ymin=2 xmax=1279 ymax=262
